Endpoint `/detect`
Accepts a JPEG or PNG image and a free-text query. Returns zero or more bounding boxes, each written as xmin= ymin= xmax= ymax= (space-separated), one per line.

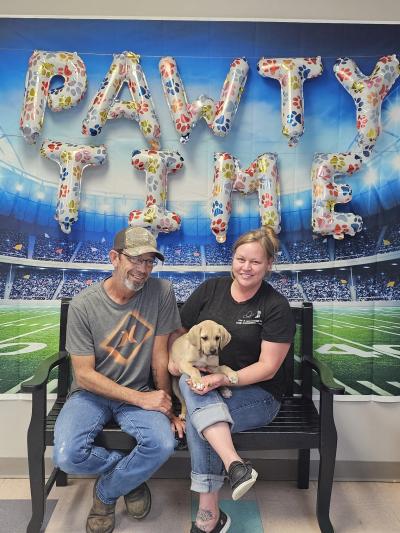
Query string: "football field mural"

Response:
xmin=0 ymin=18 xmax=399 ymax=399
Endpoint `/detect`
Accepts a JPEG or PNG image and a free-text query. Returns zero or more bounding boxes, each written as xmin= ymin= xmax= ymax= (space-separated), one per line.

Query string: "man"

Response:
xmin=53 ymin=226 xmax=184 ymax=533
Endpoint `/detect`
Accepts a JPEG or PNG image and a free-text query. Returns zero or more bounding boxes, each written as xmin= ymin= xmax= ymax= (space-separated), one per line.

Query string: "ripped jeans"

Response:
xmin=179 ymin=375 xmax=281 ymax=493
xmin=53 ymin=390 xmax=175 ymax=504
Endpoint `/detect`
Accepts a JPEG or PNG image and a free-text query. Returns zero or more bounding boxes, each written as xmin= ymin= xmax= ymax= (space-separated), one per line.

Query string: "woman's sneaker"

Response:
xmin=227 ymin=460 xmax=258 ymax=500
xmin=190 ymin=509 xmax=231 ymax=533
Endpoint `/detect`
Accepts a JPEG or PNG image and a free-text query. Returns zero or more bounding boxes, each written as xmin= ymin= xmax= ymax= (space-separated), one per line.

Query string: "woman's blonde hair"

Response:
xmin=232 ymin=225 xmax=279 ymax=262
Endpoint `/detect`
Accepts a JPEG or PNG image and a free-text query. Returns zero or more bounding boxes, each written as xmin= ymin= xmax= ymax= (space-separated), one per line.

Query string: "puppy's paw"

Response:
xmin=179 ymin=413 xmax=186 ymax=421
xmin=228 ymin=371 xmax=238 ymax=384
xmin=191 ymin=376 xmax=205 ymax=390
xmin=220 ymin=387 xmax=232 ymax=398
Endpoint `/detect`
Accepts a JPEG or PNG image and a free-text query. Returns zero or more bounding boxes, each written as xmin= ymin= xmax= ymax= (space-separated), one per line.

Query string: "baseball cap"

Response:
xmin=113 ymin=227 xmax=164 ymax=261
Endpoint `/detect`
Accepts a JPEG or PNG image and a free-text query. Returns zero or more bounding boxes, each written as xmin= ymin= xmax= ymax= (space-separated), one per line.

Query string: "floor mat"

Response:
xmin=191 ymin=498 xmax=263 ymax=533
xmin=0 ymin=499 xmax=57 ymax=533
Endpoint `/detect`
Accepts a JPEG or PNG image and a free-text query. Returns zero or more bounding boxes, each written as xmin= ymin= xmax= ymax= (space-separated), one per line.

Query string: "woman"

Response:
xmin=170 ymin=226 xmax=295 ymax=533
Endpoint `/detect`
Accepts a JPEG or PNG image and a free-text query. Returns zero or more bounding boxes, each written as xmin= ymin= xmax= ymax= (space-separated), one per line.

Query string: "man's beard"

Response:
xmin=123 ymin=277 xmax=145 ymax=292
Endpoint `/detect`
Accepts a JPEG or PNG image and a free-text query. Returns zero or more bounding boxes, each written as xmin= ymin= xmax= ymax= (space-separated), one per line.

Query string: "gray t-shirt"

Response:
xmin=66 ymin=277 xmax=181 ymax=393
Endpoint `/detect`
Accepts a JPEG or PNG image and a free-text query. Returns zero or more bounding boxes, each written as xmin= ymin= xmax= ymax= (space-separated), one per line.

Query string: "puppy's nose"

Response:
xmin=210 ymin=348 xmax=217 ymax=355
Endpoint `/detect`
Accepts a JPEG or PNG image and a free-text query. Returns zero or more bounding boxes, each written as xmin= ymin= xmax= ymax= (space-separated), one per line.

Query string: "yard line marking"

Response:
xmin=1 ymin=312 xmax=58 ymax=327
xmin=333 ymin=379 xmax=361 ymax=395
xmin=4 ymin=377 xmax=33 ymax=394
xmin=333 ymin=313 xmax=400 ymax=328
xmin=356 ymin=381 xmax=391 ymax=396
xmin=313 ymin=328 xmax=400 ymax=359
xmin=317 ymin=318 xmax=400 ymax=337
xmin=3 ymin=377 xmax=57 ymax=394
xmin=47 ymin=380 xmax=58 ymax=393
xmin=0 ymin=323 xmax=58 ymax=343
xmin=387 ymin=381 xmax=400 ymax=389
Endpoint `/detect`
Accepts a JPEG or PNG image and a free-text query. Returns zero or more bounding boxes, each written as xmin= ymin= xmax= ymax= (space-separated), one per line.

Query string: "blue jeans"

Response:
xmin=179 ymin=375 xmax=281 ymax=493
xmin=53 ymin=390 xmax=175 ymax=504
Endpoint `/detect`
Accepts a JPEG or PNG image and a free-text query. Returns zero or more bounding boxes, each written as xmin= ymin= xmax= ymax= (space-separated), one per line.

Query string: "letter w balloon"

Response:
xmin=159 ymin=56 xmax=249 ymax=143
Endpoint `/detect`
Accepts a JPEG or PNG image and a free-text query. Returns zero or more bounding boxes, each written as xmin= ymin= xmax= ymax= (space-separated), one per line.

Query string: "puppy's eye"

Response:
xmin=215 ymin=336 xmax=220 ymax=341
xmin=201 ymin=336 xmax=208 ymax=341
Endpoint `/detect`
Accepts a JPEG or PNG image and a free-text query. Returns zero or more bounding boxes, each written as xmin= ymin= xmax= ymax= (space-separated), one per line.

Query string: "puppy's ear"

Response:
xmin=219 ymin=326 xmax=231 ymax=349
xmin=187 ymin=323 xmax=202 ymax=351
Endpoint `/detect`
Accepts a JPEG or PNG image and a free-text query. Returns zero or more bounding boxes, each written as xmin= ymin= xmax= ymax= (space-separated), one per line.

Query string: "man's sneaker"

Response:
xmin=86 ymin=479 xmax=116 ymax=533
xmin=190 ymin=509 xmax=231 ymax=533
xmin=124 ymin=482 xmax=151 ymax=519
xmin=227 ymin=460 xmax=258 ymax=500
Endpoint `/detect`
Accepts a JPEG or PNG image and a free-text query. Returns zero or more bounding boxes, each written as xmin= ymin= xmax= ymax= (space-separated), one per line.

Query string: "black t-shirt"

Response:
xmin=180 ymin=277 xmax=296 ymax=401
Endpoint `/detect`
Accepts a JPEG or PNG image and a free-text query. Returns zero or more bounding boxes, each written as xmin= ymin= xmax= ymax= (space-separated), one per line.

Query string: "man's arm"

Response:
xmin=72 ymin=354 xmax=172 ymax=414
xmin=151 ymin=333 xmax=173 ymax=396
xmin=151 ymin=333 xmax=186 ymax=437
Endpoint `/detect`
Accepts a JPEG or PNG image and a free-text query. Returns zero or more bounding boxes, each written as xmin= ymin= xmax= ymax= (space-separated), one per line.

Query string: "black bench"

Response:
xmin=21 ymin=297 xmax=344 ymax=533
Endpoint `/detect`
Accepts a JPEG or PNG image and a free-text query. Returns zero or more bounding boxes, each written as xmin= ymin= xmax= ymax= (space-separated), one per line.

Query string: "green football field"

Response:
xmin=0 ymin=301 xmax=399 ymax=396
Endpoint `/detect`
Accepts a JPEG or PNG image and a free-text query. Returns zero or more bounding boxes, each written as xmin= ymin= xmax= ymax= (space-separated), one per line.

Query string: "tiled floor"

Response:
xmin=1 ymin=478 xmax=400 ymax=532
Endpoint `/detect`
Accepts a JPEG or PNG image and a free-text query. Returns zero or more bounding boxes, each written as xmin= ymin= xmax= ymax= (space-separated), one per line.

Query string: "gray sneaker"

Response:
xmin=124 ymin=482 xmax=151 ymax=519
xmin=227 ymin=460 xmax=258 ymax=500
xmin=86 ymin=480 xmax=116 ymax=533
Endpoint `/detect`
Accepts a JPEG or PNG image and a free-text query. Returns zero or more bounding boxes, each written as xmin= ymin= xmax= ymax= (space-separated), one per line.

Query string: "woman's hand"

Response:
xmin=187 ymin=373 xmax=229 ymax=395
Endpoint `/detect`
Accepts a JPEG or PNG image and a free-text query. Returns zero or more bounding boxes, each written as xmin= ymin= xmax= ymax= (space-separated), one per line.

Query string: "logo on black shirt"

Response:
xmin=236 ymin=310 xmax=262 ymax=325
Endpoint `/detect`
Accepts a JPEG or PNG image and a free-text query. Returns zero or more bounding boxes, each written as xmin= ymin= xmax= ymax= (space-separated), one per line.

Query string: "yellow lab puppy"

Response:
xmin=170 ymin=320 xmax=238 ymax=419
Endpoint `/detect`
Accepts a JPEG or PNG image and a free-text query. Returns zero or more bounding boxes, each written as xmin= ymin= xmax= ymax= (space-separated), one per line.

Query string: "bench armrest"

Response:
xmin=21 ymin=351 xmax=69 ymax=392
xmin=303 ymin=355 xmax=345 ymax=395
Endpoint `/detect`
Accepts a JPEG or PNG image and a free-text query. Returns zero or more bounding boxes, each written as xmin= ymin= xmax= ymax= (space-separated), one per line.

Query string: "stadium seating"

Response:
xmin=33 ymin=236 xmax=78 ymax=262
xmin=0 ymin=229 xmax=28 ymax=258
xmin=163 ymin=243 xmax=202 ymax=266
xmin=286 ymin=238 xmax=330 ymax=263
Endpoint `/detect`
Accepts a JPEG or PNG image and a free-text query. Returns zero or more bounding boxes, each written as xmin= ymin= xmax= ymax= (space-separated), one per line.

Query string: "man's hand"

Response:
xmin=187 ymin=373 xmax=228 ymax=395
xmin=169 ymin=414 xmax=186 ymax=439
xmin=138 ymin=390 xmax=172 ymax=414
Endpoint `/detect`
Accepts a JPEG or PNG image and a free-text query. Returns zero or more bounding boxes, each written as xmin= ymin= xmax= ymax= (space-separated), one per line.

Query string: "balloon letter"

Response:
xmin=129 ymin=150 xmax=183 ymax=235
xmin=257 ymin=57 xmax=323 ymax=146
xmin=334 ymin=55 xmax=399 ymax=154
xmin=20 ymin=51 xmax=87 ymax=144
xmin=312 ymin=152 xmax=363 ymax=240
xmin=40 ymin=140 xmax=107 ymax=234
xmin=82 ymin=52 xmax=161 ymax=149
xmin=159 ymin=56 xmax=249 ymax=143
xmin=211 ymin=152 xmax=281 ymax=243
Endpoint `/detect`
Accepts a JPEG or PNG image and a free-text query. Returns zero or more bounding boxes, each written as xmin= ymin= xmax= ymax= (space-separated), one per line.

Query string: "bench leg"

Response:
xmin=297 ymin=449 xmax=310 ymax=489
xmin=56 ymin=470 xmax=68 ymax=487
xmin=26 ymin=434 xmax=46 ymax=533
xmin=317 ymin=393 xmax=337 ymax=533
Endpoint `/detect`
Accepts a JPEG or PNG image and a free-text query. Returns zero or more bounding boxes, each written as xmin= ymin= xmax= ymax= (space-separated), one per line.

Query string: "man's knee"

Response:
xmin=53 ymin=439 xmax=89 ymax=473
xmin=154 ymin=431 xmax=175 ymax=461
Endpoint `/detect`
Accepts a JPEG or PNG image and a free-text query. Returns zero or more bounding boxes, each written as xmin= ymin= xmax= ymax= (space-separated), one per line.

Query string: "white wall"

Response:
xmin=0 ymin=0 xmax=399 ymax=477
xmin=1 ymin=0 xmax=400 ymax=22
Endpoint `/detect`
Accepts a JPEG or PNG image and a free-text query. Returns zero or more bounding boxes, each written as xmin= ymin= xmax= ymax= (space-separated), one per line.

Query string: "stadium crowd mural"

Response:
xmin=0 ymin=18 xmax=399 ymax=399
